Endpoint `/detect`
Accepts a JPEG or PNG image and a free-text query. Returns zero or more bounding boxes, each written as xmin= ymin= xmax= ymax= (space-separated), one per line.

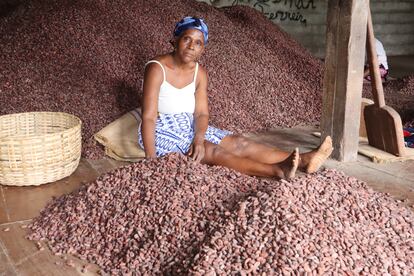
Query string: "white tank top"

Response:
xmin=145 ymin=60 xmax=198 ymax=114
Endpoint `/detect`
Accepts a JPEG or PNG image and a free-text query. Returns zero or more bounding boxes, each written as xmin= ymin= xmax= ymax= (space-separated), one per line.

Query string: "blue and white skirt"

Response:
xmin=138 ymin=112 xmax=232 ymax=157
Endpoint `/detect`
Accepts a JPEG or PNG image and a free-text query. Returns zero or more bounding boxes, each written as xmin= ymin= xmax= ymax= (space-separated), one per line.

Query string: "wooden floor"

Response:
xmin=1 ymin=126 xmax=414 ymax=275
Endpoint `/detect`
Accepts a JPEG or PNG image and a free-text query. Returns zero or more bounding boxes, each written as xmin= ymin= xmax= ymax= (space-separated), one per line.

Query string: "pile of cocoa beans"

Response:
xmin=28 ymin=153 xmax=414 ymax=275
xmin=363 ymin=74 xmax=414 ymax=126
xmin=191 ymin=171 xmax=414 ymax=275
xmin=1 ymin=0 xmax=412 ymax=158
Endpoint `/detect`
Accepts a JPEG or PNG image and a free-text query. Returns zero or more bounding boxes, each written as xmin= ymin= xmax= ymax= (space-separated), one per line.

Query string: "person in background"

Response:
xmin=139 ymin=16 xmax=333 ymax=179
xmin=364 ymin=38 xmax=389 ymax=81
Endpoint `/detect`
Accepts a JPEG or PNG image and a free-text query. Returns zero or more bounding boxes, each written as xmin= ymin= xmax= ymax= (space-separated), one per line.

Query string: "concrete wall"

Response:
xmin=197 ymin=0 xmax=414 ymax=57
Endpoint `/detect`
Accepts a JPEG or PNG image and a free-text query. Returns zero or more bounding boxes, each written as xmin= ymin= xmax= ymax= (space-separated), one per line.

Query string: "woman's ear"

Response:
xmin=196 ymin=46 xmax=205 ymax=61
xmin=170 ymin=38 xmax=177 ymax=49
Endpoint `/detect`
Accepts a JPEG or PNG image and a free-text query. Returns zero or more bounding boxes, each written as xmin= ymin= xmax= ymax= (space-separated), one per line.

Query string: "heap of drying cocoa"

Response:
xmin=28 ymin=153 xmax=414 ymax=275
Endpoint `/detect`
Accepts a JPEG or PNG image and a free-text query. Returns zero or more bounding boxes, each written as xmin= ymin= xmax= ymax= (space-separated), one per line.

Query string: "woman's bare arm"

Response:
xmin=141 ymin=63 xmax=163 ymax=158
xmin=191 ymin=66 xmax=209 ymax=162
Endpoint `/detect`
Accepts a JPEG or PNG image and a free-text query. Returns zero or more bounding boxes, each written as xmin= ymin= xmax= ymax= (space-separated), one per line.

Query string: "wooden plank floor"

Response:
xmin=1 ymin=126 xmax=414 ymax=275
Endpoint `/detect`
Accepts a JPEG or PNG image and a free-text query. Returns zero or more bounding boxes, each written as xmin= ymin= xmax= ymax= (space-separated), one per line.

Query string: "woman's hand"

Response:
xmin=188 ymin=139 xmax=205 ymax=163
xmin=145 ymin=153 xmax=157 ymax=160
xmin=189 ymin=64 xmax=208 ymax=163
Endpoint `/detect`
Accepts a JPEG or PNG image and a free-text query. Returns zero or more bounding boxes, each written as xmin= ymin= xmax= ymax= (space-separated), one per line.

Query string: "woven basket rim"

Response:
xmin=0 ymin=111 xmax=82 ymax=141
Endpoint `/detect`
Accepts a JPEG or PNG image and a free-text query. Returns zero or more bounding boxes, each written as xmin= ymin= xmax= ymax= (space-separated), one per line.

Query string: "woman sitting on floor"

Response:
xmin=139 ymin=16 xmax=333 ymax=179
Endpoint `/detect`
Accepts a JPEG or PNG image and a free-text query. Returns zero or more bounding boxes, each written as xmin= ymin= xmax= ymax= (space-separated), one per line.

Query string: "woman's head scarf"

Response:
xmin=173 ymin=16 xmax=209 ymax=45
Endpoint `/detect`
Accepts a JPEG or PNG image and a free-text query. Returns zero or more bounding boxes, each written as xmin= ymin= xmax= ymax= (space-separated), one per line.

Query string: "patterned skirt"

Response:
xmin=138 ymin=113 xmax=232 ymax=157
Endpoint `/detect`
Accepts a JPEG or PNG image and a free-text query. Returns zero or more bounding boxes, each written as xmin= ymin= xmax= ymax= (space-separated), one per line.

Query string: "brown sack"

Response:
xmin=94 ymin=108 xmax=145 ymax=162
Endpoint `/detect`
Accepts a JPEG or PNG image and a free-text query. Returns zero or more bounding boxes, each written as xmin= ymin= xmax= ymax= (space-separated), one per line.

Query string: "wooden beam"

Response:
xmin=321 ymin=0 xmax=369 ymax=161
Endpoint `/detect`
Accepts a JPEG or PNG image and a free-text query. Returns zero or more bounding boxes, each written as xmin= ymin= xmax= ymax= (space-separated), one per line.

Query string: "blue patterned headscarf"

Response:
xmin=173 ymin=16 xmax=209 ymax=45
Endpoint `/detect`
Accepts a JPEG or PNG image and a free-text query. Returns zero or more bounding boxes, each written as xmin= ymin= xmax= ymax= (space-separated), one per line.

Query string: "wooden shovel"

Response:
xmin=364 ymin=9 xmax=406 ymax=156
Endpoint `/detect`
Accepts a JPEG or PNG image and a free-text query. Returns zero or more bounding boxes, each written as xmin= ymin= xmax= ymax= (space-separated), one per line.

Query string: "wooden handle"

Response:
xmin=366 ymin=9 xmax=385 ymax=107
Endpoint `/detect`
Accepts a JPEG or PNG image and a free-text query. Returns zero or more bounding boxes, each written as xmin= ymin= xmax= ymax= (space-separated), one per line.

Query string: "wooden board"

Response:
xmin=359 ymin=98 xmax=374 ymax=138
xmin=321 ymin=0 xmax=369 ymax=161
xmin=364 ymin=104 xmax=406 ymax=156
xmin=364 ymin=9 xmax=406 ymax=157
xmin=313 ymin=132 xmax=414 ymax=163
xmin=359 ymin=139 xmax=414 ymax=164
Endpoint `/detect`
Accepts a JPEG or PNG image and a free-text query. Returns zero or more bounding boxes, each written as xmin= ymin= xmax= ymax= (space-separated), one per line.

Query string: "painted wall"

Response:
xmin=197 ymin=0 xmax=414 ymax=57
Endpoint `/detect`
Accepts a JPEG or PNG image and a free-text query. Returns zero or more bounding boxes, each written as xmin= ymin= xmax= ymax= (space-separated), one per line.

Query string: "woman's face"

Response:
xmin=175 ymin=29 xmax=205 ymax=63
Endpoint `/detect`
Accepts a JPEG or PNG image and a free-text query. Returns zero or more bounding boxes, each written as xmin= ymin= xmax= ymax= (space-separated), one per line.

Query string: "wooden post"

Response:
xmin=321 ymin=0 xmax=369 ymax=161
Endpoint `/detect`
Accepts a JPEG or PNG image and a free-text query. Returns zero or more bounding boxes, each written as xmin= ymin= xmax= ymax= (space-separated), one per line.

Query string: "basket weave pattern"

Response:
xmin=0 ymin=112 xmax=82 ymax=186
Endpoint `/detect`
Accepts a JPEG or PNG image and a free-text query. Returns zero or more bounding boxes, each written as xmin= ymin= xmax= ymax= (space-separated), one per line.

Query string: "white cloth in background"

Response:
xmin=365 ymin=38 xmax=389 ymax=70
xmin=375 ymin=38 xmax=388 ymax=70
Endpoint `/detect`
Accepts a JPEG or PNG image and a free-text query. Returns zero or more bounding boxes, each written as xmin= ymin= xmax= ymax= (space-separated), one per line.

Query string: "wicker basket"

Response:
xmin=0 ymin=112 xmax=82 ymax=186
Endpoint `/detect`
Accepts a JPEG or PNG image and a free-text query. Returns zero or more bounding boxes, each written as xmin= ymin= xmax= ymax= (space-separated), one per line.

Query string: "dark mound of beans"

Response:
xmin=387 ymin=75 xmax=414 ymax=96
xmin=28 ymin=153 xmax=414 ymax=275
xmin=0 ymin=0 xmax=324 ymax=158
xmin=385 ymin=75 xmax=414 ymax=127
xmin=363 ymin=74 xmax=414 ymax=127
xmin=1 ymin=0 xmax=412 ymax=158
